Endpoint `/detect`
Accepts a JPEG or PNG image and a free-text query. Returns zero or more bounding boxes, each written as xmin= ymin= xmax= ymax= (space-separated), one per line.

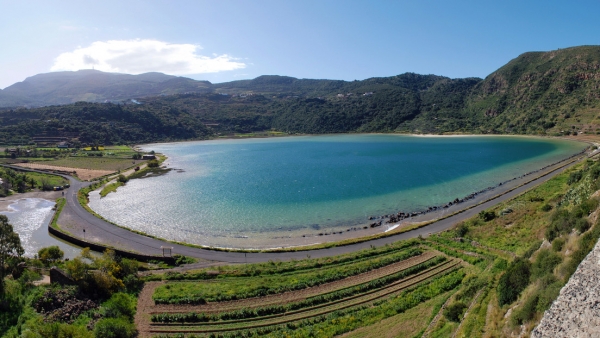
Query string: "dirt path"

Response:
xmin=135 ymin=281 xmax=164 ymax=338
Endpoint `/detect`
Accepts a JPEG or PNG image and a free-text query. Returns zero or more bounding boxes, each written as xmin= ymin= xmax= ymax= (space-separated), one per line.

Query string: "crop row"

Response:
xmin=427 ymin=235 xmax=496 ymax=259
xmin=424 ymin=242 xmax=483 ymax=265
xmin=151 ymin=252 xmax=439 ymax=314
xmin=152 ymin=240 xmax=420 ymax=281
xmin=151 ymin=256 xmax=446 ymax=323
xmin=150 ymin=260 xmax=460 ymax=330
xmin=153 ymin=248 xmax=423 ymax=305
xmin=149 ymin=269 xmax=465 ymax=337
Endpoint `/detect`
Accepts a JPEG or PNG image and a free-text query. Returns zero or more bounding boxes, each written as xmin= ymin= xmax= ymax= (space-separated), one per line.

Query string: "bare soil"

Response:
xmin=13 ymin=163 xmax=113 ymax=180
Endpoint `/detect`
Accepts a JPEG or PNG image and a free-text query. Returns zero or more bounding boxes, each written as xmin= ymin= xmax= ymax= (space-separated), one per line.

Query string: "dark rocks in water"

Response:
xmin=370 ymin=221 xmax=383 ymax=228
xmin=311 ymin=224 xmax=320 ymax=230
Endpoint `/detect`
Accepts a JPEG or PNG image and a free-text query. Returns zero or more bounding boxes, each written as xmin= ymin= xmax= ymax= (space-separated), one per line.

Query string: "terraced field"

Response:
xmin=136 ymin=244 xmax=467 ymax=337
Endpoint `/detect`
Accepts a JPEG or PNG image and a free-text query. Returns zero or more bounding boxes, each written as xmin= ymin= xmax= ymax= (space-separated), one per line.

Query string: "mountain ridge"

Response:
xmin=3 ymin=46 xmax=600 ymax=145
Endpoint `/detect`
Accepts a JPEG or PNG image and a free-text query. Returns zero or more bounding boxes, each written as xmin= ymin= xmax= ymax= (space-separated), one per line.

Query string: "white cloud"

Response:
xmin=50 ymin=39 xmax=246 ymax=75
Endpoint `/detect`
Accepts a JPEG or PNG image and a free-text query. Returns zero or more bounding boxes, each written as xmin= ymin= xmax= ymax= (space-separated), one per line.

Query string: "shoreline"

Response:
xmin=0 ymin=193 xmax=83 ymax=258
xmin=2 ymin=143 xmax=585 ymax=262
xmin=0 ymin=190 xmax=62 ymax=212
xmin=92 ymin=135 xmax=590 ymax=250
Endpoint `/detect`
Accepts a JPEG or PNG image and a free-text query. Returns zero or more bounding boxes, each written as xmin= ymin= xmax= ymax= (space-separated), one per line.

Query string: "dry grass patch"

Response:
xmin=15 ymin=162 xmax=112 ymax=180
xmin=35 ymin=157 xmax=144 ymax=171
xmin=341 ymin=291 xmax=450 ymax=338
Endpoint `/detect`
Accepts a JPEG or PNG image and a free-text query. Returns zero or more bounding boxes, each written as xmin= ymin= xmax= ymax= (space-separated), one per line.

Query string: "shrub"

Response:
xmin=535 ymin=279 xmax=562 ymax=312
xmin=117 ymin=175 xmax=129 ymax=183
xmin=444 ymin=301 xmax=467 ymax=322
xmin=551 ymin=238 xmax=565 ymax=252
xmin=455 ymin=224 xmax=468 ymax=237
xmin=574 ymin=198 xmax=599 ymax=218
xmin=562 ymin=222 xmax=600 ymax=278
xmin=546 ymin=209 xmax=579 ymax=241
xmin=173 ymin=255 xmax=196 ymax=266
xmin=540 ymin=203 xmax=553 ymax=212
xmin=575 ymin=218 xmax=590 ymax=233
xmin=36 ymin=322 xmax=93 ymax=338
xmin=523 ymin=240 xmax=543 ymax=259
xmin=511 ymin=292 xmax=539 ymax=325
xmin=102 ymin=293 xmax=136 ymax=320
xmin=567 ymin=171 xmax=582 ymax=185
xmin=37 ymin=246 xmax=64 ymax=266
xmin=531 ymin=249 xmax=562 ymax=279
xmin=93 ymin=318 xmax=136 ymax=338
xmin=478 ymin=210 xmax=496 ymax=222
xmin=497 ymin=258 xmax=531 ymax=306
xmin=147 ymin=160 xmax=160 ymax=168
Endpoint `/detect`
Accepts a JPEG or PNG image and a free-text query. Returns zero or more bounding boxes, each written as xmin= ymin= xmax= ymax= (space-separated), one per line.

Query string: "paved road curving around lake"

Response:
xmin=0 ymin=153 xmax=591 ymax=263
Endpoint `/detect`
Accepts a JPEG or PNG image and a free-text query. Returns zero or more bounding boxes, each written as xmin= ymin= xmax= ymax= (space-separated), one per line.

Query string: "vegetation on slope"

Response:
xmin=5 ymin=46 xmax=600 ymax=144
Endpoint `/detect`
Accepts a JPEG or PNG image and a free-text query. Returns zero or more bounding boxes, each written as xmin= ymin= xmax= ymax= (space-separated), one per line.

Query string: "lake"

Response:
xmin=88 ymin=135 xmax=585 ymax=248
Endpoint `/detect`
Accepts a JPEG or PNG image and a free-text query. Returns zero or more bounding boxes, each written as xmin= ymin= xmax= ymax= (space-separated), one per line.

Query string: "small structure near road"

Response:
xmin=142 ymin=154 xmax=156 ymax=160
xmin=161 ymin=246 xmax=173 ymax=257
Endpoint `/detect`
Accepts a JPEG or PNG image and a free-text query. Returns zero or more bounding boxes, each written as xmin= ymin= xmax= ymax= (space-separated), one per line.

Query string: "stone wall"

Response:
xmin=532 ymin=239 xmax=600 ymax=337
xmin=50 ymin=267 xmax=77 ymax=286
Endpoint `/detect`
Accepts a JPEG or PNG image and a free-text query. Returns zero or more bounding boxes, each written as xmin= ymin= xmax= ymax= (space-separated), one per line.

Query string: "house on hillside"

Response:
xmin=142 ymin=154 xmax=156 ymax=160
xmin=57 ymin=142 xmax=69 ymax=149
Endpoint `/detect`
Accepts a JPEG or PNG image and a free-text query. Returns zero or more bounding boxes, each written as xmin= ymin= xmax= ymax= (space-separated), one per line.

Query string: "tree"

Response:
xmin=0 ymin=215 xmax=24 ymax=294
xmin=444 ymin=301 xmax=467 ymax=322
xmin=38 ymin=245 xmax=64 ymax=266
xmin=497 ymin=258 xmax=531 ymax=306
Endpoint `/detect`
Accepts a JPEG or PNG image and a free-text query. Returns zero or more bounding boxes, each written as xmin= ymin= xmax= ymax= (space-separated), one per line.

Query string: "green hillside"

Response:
xmin=0 ymin=70 xmax=212 ymax=107
xmin=3 ymin=46 xmax=600 ymax=145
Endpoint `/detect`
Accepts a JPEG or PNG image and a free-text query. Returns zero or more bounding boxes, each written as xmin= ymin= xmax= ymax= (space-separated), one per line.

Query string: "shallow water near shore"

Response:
xmin=89 ymin=135 xmax=586 ymax=248
xmin=0 ymin=198 xmax=81 ymax=258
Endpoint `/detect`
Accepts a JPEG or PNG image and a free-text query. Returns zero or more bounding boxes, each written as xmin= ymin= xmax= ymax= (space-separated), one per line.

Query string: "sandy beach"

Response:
xmin=0 ymin=190 xmax=62 ymax=212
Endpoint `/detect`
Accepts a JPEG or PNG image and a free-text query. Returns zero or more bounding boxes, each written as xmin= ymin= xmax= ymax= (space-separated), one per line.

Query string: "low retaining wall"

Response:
xmin=48 ymin=225 xmax=175 ymax=264
xmin=50 ymin=267 xmax=77 ymax=286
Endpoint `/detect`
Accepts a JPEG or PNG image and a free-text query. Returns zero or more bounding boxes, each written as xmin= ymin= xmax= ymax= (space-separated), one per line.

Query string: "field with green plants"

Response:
xmin=132 ymin=158 xmax=600 ymax=337
xmin=0 ymin=166 xmax=68 ymax=195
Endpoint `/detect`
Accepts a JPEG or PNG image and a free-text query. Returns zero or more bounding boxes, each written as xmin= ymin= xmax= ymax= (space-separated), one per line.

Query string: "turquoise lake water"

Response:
xmin=88 ymin=135 xmax=585 ymax=247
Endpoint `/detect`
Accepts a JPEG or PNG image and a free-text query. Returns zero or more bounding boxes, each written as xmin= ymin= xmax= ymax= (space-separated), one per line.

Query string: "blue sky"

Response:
xmin=1 ymin=0 xmax=599 ymax=89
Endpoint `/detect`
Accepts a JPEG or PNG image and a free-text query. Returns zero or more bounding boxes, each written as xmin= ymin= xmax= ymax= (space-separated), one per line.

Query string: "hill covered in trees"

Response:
xmin=3 ymin=46 xmax=600 ymax=145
